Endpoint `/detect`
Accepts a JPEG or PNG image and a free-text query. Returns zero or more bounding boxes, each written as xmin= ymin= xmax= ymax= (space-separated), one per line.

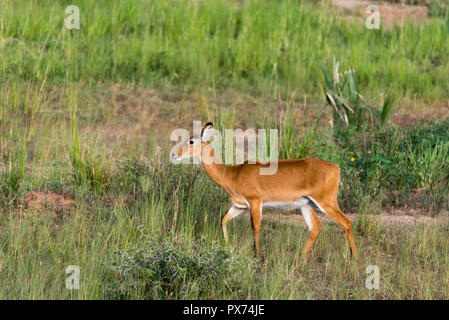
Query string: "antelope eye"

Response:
xmin=189 ymin=140 xmax=194 ymax=144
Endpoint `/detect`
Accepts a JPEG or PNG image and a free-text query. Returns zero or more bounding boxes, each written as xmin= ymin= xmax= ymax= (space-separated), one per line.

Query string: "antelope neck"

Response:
xmin=200 ymin=145 xmax=235 ymax=192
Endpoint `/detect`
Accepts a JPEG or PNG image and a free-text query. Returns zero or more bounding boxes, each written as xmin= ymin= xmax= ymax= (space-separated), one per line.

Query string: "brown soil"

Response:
xmin=88 ymin=86 xmax=305 ymax=149
xmin=100 ymin=194 xmax=137 ymax=208
xmin=391 ymin=106 xmax=449 ymax=127
xmin=331 ymin=0 xmax=429 ymax=29
xmin=264 ymin=209 xmax=449 ymax=228
xmin=15 ymin=191 xmax=448 ymax=228
xmin=19 ymin=192 xmax=75 ymax=219
xmin=92 ymin=85 xmax=449 ymax=147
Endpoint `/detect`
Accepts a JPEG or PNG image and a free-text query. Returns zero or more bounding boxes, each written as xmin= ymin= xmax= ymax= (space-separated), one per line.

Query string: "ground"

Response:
xmin=1 ymin=0 xmax=449 ymax=300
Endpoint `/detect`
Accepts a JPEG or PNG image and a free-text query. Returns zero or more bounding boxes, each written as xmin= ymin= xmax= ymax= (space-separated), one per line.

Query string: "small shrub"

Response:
xmin=402 ymin=119 xmax=449 ymax=150
xmin=104 ymin=235 xmax=252 ymax=299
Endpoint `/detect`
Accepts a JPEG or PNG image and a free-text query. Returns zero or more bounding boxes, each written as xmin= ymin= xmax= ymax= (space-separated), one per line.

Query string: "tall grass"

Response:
xmin=1 ymin=0 xmax=449 ymax=300
xmin=0 ymin=90 xmax=448 ymax=298
xmin=70 ymin=102 xmax=110 ymax=193
xmin=1 ymin=148 xmax=448 ymax=299
xmin=1 ymin=0 xmax=449 ymax=106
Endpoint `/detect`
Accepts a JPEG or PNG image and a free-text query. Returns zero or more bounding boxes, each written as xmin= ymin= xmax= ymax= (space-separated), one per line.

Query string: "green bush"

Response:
xmin=334 ymin=119 xmax=449 ymax=213
xmin=104 ymin=235 xmax=252 ymax=299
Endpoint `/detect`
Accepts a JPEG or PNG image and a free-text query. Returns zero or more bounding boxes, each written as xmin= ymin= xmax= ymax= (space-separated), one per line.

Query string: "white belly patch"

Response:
xmin=262 ymin=196 xmax=324 ymax=230
xmin=262 ymin=197 xmax=309 ymax=211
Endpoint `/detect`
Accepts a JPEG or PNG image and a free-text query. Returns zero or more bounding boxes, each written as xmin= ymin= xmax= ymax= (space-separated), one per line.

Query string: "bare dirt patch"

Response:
xmin=331 ymin=0 xmax=429 ymax=29
xmin=100 ymin=194 xmax=137 ymax=209
xmin=87 ymin=85 xmax=321 ymax=149
xmin=67 ymin=84 xmax=449 ymax=152
xmin=264 ymin=209 xmax=449 ymax=228
xmin=391 ymin=105 xmax=449 ymax=127
xmin=19 ymin=192 xmax=75 ymax=219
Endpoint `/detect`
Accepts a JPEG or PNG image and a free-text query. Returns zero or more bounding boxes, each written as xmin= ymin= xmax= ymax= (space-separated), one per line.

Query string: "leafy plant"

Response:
xmin=321 ymin=59 xmax=395 ymax=131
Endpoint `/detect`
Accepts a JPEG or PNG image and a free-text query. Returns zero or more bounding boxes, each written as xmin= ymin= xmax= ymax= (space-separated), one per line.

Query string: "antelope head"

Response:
xmin=170 ymin=122 xmax=216 ymax=163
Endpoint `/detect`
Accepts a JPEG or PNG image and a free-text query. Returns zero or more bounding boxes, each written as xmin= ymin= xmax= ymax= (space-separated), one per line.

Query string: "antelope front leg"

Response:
xmin=221 ymin=205 xmax=245 ymax=245
xmin=249 ymin=201 xmax=262 ymax=256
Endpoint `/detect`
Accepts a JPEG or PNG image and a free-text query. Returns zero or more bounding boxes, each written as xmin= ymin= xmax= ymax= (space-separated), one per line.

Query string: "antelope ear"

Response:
xmin=201 ymin=122 xmax=214 ymax=142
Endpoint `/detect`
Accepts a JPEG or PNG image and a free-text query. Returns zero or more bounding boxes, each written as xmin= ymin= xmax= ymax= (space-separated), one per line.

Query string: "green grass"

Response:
xmin=1 ymin=0 xmax=449 ymax=300
xmin=1 ymin=154 xmax=448 ymax=299
xmin=0 ymin=105 xmax=448 ymax=298
xmin=1 ymin=0 xmax=449 ymax=106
